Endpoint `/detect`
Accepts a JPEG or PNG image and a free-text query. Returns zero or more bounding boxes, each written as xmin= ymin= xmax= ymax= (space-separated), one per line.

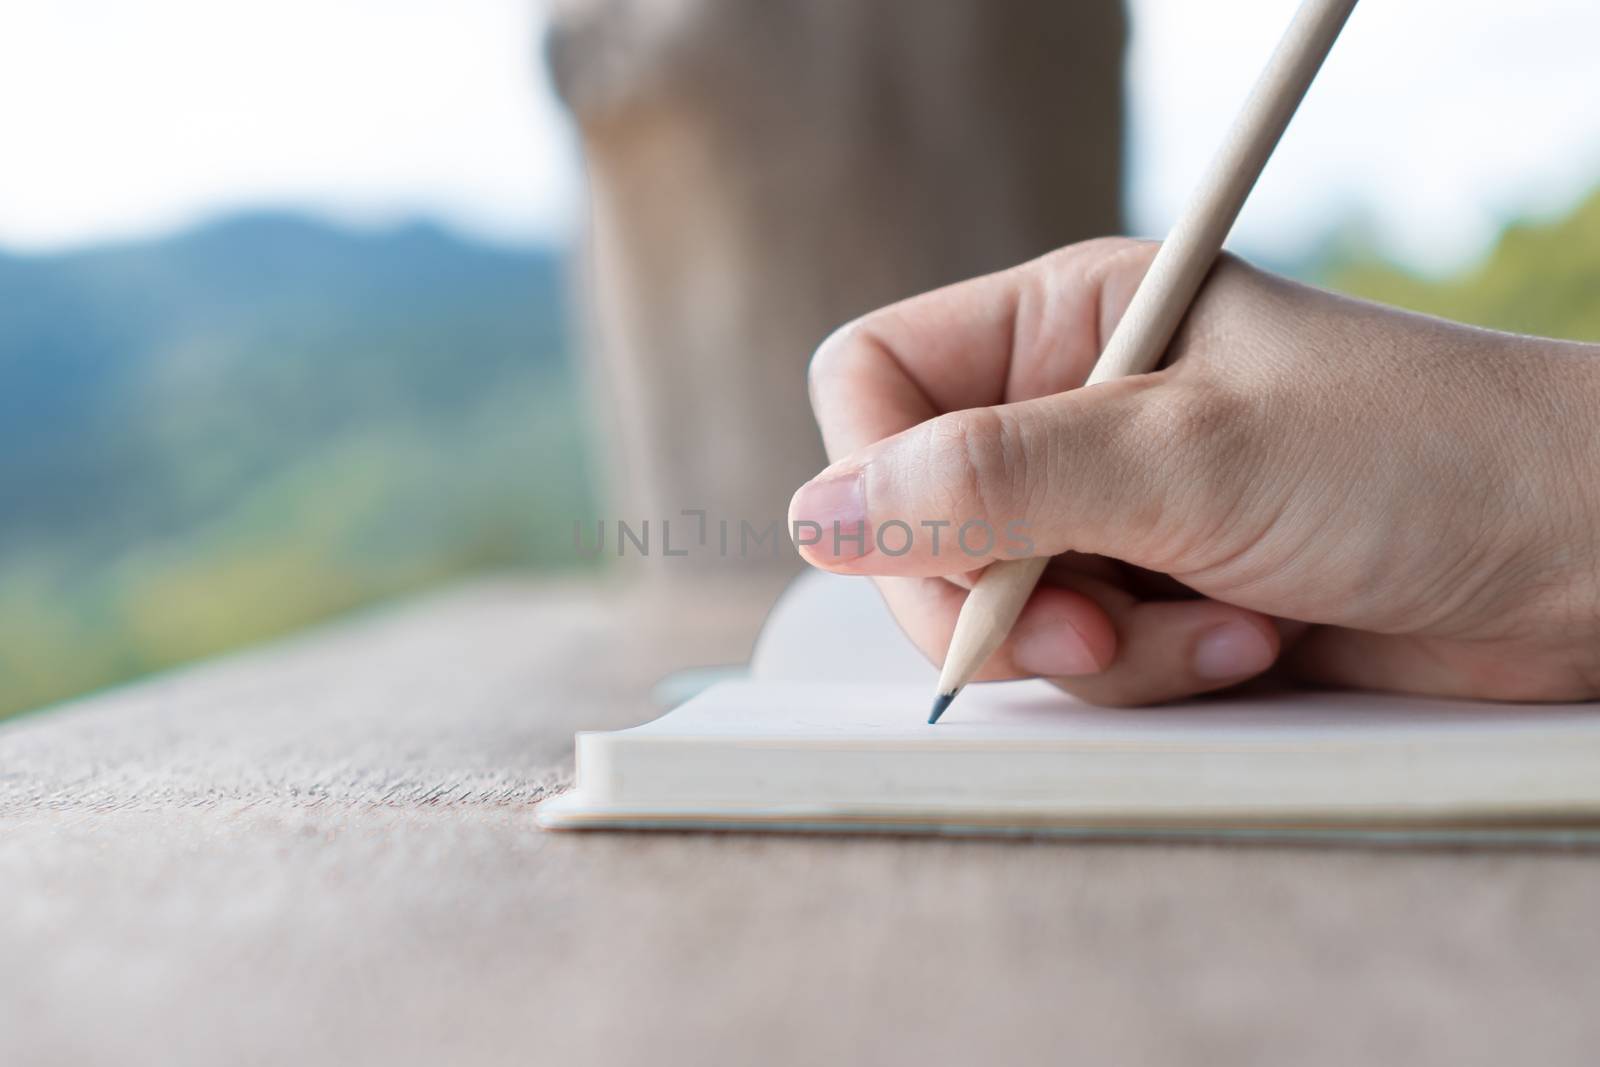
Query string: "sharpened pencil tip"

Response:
xmin=928 ymin=690 xmax=959 ymax=725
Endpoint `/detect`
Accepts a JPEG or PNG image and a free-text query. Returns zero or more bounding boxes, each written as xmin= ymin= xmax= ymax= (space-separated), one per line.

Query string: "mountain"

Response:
xmin=0 ymin=213 xmax=594 ymax=718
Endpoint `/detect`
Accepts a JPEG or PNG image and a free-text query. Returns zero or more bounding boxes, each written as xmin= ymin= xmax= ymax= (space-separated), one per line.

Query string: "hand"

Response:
xmin=789 ymin=238 xmax=1600 ymax=705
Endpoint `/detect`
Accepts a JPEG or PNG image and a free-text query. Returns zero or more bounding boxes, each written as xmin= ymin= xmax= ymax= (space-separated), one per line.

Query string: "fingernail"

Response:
xmin=1013 ymin=618 xmax=1102 ymax=677
xmin=1193 ymin=621 xmax=1274 ymax=680
xmin=789 ymin=468 xmax=870 ymax=560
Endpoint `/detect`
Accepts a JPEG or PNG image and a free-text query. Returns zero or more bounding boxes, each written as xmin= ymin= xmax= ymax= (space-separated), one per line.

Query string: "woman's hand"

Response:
xmin=788 ymin=238 xmax=1600 ymax=705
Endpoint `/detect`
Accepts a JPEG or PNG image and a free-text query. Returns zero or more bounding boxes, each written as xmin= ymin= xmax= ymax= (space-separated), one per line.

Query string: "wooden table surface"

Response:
xmin=5 ymin=575 xmax=1600 ymax=1066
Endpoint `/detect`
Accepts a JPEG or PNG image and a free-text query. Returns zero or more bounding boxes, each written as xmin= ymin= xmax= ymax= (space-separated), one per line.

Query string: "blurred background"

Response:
xmin=2 ymin=0 xmax=1598 ymax=721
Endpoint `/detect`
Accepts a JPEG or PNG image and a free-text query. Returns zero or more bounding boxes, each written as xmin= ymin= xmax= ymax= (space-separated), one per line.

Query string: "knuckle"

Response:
xmin=805 ymin=326 xmax=847 ymax=402
xmin=1117 ymin=383 xmax=1258 ymax=544
xmin=1034 ymin=236 xmax=1148 ymax=275
xmin=1079 ymin=238 xmax=1160 ymax=291
xmin=1210 ymin=249 xmax=1249 ymax=282
xmin=924 ymin=407 xmax=1018 ymax=525
xmin=1134 ymin=383 xmax=1253 ymax=475
xmin=806 ymin=316 xmax=872 ymax=405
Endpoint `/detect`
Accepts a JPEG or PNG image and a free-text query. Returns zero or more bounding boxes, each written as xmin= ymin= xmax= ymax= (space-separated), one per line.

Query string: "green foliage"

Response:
xmin=1320 ymin=187 xmax=1600 ymax=343
xmin=0 ymin=214 xmax=596 ymax=720
xmin=10 ymin=188 xmax=1596 ymax=722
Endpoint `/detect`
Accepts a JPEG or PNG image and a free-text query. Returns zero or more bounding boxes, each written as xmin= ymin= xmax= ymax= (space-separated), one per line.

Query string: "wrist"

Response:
xmin=1529 ymin=340 xmax=1600 ymax=645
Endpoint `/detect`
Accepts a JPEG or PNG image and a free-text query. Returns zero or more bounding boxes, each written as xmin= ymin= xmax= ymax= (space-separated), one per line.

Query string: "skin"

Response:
xmin=788 ymin=238 xmax=1600 ymax=706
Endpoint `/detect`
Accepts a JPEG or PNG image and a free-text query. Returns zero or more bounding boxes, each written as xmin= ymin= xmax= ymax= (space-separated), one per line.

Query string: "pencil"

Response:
xmin=929 ymin=0 xmax=1360 ymax=724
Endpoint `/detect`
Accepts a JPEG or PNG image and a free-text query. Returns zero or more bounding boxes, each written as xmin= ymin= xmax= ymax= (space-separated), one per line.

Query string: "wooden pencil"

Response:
xmin=930 ymin=0 xmax=1361 ymax=723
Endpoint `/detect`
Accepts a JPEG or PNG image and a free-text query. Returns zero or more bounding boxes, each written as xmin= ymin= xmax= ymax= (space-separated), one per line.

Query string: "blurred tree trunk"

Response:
xmin=547 ymin=0 xmax=1124 ymax=575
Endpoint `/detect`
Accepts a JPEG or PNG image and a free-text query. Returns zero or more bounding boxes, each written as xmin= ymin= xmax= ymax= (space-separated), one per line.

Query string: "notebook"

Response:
xmin=536 ymin=572 xmax=1600 ymax=842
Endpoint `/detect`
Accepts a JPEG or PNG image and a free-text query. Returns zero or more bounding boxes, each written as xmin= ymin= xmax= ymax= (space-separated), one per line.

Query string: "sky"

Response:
xmin=1 ymin=0 xmax=1598 ymax=273
xmin=1128 ymin=0 xmax=1600 ymax=271
xmin=0 ymin=0 xmax=581 ymax=250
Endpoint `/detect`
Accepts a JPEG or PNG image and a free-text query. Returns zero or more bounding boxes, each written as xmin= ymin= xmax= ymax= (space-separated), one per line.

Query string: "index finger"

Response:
xmin=804 ymin=238 xmax=1155 ymax=464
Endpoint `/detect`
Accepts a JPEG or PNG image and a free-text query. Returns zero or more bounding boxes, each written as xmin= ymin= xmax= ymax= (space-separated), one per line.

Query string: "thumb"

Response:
xmin=788 ymin=377 xmax=1244 ymax=577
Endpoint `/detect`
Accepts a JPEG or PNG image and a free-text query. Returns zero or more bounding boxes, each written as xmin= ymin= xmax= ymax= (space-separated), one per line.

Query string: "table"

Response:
xmin=4 ymin=575 xmax=1599 ymax=1066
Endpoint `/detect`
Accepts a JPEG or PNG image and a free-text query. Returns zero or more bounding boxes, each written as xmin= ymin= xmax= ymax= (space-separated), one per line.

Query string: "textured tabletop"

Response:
xmin=4 ymin=575 xmax=1600 ymax=1067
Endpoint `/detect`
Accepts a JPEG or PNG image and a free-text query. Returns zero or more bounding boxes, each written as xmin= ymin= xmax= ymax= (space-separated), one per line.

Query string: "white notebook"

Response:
xmin=537 ymin=573 xmax=1600 ymax=841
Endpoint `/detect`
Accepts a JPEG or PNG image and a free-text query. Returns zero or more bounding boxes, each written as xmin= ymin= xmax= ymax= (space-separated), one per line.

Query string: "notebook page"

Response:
xmin=627 ymin=679 xmax=1600 ymax=747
